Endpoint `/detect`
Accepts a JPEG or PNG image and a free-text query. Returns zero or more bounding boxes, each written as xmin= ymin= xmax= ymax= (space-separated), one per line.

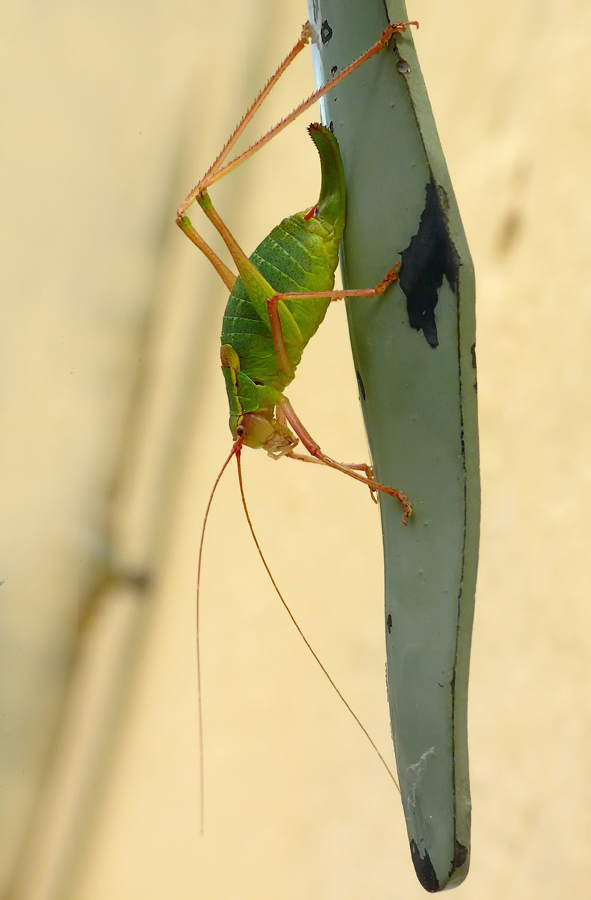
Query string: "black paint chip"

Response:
xmin=399 ymin=179 xmax=460 ymax=349
xmin=409 ymin=837 xmax=469 ymax=892
xmin=320 ymin=20 xmax=333 ymax=44
xmin=356 ymin=370 xmax=366 ymax=401
xmin=410 ymin=841 xmax=441 ymax=892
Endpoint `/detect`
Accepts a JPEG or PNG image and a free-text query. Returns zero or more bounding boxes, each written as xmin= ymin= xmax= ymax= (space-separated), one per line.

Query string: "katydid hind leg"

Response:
xmin=175 ymin=21 xmax=314 ymax=288
xmin=176 ymin=18 xmax=419 ymax=265
xmin=178 ymin=20 xmax=418 ymax=202
xmin=177 ymin=22 xmax=312 ymax=221
xmin=177 ymin=214 xmax=237 ymax=292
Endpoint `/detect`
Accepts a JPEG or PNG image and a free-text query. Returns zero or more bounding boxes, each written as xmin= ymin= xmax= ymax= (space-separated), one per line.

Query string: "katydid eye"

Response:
xmin=236 ymin=424 xmax=246 ymax=437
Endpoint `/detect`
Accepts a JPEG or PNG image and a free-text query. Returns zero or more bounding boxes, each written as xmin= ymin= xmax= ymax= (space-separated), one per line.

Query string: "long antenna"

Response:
xmin=195 ymin=440 xmax=242 ymax=833
xmin=234 ymin=446 xmax=399 ymax=793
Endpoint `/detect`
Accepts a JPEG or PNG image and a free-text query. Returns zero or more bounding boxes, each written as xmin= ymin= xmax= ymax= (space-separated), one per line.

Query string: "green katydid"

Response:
xmin=177 ymin=18 xmax=418 ymax=823
xmin=177 ymin=19 xmax=414 ymax=522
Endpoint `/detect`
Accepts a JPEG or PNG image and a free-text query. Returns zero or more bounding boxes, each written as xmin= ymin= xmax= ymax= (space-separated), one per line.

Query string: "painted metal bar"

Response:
xmin=306 ymin=0 xmax=479 ymax=890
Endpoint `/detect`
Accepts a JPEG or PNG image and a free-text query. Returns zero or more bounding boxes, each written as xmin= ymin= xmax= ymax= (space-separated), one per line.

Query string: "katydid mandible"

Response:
xmin=177 ymin=20 xmax=417 ymax=522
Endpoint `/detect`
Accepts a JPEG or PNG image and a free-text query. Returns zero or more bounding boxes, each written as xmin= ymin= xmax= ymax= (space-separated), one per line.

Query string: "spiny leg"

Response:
xmin=275 ymin=404 xmax=377 ymax=488
xmin=279 ymin=398 xmax=412 ymax=524
xmin=175 ymin=23 xmax=311 ymax=275
xmin=180 ymin=20 xmax=417 ymax=208
xmin=182 ymin=21 xmax=419 ymax=199
xmin=268 ymin=264 xmax=401 ymax=377
xmin=178 ymin=22 xmax=312 ymax=219
xmin=176 ymin=20 xmax=418 ymax=265
xmin=281 ymin=449 xmax=380 ymax=504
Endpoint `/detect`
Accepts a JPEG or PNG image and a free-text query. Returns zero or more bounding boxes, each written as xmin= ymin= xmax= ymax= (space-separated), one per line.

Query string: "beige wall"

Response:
xmin=2 ymin=1 xmax=590 ymax=897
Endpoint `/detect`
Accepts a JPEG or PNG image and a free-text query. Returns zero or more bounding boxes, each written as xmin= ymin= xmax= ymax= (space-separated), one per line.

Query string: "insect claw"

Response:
xmin=399 ymin=496 xmax=412 ymax=525
xmin=389 ymin=20 xmax=419 ymax=37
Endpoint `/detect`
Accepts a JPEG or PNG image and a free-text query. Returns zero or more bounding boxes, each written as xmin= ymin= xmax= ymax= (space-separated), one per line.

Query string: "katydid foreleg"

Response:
xmin=278 ymin=398 xmax=412 ymax=523
xmin=274 ymin=403 xmax=376 ymax=485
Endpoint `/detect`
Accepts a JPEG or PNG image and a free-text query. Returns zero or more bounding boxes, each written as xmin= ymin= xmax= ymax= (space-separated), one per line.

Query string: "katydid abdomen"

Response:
xmin=221 ymin=214 xmax=338 ymax=389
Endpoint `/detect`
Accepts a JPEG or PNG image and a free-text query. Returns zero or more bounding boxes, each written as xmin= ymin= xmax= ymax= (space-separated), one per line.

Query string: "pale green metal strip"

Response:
xmin=306 ymin=0 xmax=479 ymax=891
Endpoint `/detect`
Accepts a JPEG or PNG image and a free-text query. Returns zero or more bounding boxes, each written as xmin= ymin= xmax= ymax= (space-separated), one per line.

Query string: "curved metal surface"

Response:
xmin=306 ymin=0 xmax=479 ymax=890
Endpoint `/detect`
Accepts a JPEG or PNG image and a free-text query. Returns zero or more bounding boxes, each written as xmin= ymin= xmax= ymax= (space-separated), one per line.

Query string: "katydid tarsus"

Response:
xmin=178 ymin=19 xmax=418 ymax=824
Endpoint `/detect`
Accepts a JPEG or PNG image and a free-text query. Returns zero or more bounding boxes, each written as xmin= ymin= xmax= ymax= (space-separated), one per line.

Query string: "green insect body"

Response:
xmin=218 ymin=123 xmax=346 ymax=456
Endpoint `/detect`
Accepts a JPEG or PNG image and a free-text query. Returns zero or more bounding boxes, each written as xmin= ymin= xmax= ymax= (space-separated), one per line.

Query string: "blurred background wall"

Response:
xmin=2 ymin=1 xmax=590 ymax=898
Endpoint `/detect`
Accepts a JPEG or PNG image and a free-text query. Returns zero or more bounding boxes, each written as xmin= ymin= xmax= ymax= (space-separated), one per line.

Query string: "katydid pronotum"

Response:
xmin=177 ymin=19 xmax=418 ymax=823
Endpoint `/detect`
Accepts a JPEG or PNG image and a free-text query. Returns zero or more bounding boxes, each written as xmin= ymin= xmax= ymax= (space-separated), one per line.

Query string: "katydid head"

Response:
xmin=231 ymin=411 xmax=298 ymax=459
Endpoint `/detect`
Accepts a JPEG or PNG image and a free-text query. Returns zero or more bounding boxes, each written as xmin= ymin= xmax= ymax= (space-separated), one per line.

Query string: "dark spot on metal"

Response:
xmin=320 ymin=20 xmax=333 ymax=44
xmin=330 ymin=65 xmax=338 ymax=75
xmin=470 ymin=343 xmax=477 ymax=370
xmin=410 ymin=841 xmax=441 ymax=892
xmin=396 ymin=58 xmax=410 ymax=74
xmin=356 ymin=369 xmax=366 ymax=401
xmin=399 ymin=179 xmax=460 ymax=349
xmin=454 ymin=840 xmax=469 ymax=870
xmin=387 ymin=613 xmax=392 ymax=633
xmin=328 ymin=120 xmax=334 ymax=133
